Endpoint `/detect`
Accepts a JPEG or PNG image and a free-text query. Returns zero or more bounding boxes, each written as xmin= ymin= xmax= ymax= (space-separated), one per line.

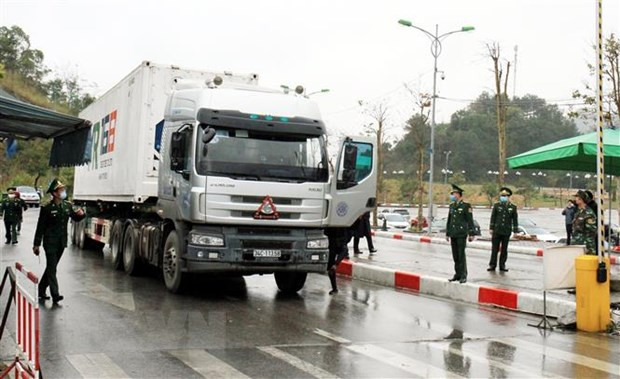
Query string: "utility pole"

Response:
xmin=513 ymin=45 xmax=518 ymax=99
xmin=444 ymin=150 xmax=451 ymax=184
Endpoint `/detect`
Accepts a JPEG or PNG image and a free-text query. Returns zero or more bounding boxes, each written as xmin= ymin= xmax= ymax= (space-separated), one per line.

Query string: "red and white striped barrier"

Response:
xmin=370 ymin=230 xmax=619 ymax=265
xmin=1 ymin=262 xmax=41 ymax=379
xmin=336 ymin=260 xmax=575 ymax=318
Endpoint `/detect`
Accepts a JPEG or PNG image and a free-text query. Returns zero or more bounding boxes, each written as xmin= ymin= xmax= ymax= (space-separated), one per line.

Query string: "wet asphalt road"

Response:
xmin=1 ymin=211 xmax=619 ymax=378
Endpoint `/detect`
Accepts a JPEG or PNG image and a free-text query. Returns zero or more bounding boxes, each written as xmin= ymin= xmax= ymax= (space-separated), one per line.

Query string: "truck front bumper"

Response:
xmin=184 ymin=226 xmax=329 ymax=274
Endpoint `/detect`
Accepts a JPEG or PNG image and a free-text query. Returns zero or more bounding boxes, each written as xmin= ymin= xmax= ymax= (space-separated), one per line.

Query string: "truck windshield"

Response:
xmin=196 ymin=126 xmax=328 ymax=182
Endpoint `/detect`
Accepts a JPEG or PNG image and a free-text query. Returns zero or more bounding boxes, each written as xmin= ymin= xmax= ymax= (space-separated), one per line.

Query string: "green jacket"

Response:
xmin=1 ymin=198 xmax=27 ymax=223
xmin=34 ymin=200 xmax=85 ymax=248
xmin=572 ymin=206 xmax=597 ymax=254
xmin=446 ymin=200 xmax=475 ymax=238
xmin=489 ymin=201 xmax=518 ymax=236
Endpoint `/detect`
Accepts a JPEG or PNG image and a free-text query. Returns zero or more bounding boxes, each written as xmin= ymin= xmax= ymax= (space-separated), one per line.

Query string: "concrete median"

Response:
xmin=336 ymin=259 xmax=576 ymax=318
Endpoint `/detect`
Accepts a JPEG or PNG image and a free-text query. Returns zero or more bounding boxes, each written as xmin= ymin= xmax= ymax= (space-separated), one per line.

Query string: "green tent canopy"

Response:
xmin=507 ymin=128 xmax=620 ymax=175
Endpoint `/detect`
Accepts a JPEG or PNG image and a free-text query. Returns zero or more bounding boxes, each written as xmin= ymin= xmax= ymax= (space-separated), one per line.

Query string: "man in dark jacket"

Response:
xmin=487 ymin=187 xmax=518 ymax=272
xmin=353 ymin=211 xmax=377 ymax=255
xmin=33 ymin=179 xmax=85 ymax=303
xmin=562 ymin=200 xmax=576 ymax=245
xmin=1 ymin=187 xmax=26 ymax=244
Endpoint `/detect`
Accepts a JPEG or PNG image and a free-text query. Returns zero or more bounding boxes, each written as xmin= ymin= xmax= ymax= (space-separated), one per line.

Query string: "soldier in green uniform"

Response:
xmin=488 ymin=187 xmax=518 ymax=272
xmin=446 ymin=184 xmax=475 ymax=283
xmin=1 ymin=187 xmax=27 ymax=244
xmin=571 ymin=190 xmax=597 ymax=254
xmin=33 ymin=179 xmax=85 ymax=303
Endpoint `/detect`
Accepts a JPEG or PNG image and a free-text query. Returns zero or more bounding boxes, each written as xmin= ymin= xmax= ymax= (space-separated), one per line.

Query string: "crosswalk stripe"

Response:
xmin=168 ymin=349 xmax=250 ymax=379
xmin=494 ymin=337 xmax=620 ymax=376
xmin=346 ymin=344 xmax=465 ymax=379
xmin=258 ymin=346 xmax=341 ymax=379
xmin=66 ymin=353 xmax=129 ymax=378
xmin=428 ymin=341 xmax=557 ymax=379
xmin=313 ymin=328 xmax=352 ymax=344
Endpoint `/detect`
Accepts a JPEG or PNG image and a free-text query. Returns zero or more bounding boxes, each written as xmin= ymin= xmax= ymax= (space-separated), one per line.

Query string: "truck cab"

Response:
xmin=157 ymin=80 xmax=376 ymax=292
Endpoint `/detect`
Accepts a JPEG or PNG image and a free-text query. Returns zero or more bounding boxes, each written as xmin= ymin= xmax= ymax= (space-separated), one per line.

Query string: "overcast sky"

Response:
xmin=1 ymin=0 xmax=619 ymax=141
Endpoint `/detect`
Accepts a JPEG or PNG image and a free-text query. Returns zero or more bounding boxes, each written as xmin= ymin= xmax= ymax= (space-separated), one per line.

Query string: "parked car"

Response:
xmin=382 ymin=213 xmax=410 ymax=230
xmin=378 ymin=209 xmax=391 ymax=220
xmin=16 ymin=186 xmax=40 ymax=207
xmin=392 ymin=208 xmax=411 ymax=221
xmin=515 ymin=225 xmax=560 ymax=243
xmin=423 ymin=217 xmax=482 ymax=236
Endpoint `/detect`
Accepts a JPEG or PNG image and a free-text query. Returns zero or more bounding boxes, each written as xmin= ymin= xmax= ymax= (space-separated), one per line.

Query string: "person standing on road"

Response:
xmin=561 ymin=200 xmax=576 ymax=245
xmin=446 ymin=184 xmax=475 ymax=283
xmin=33 ymin=179 xmax=85 ymax=303
xmin=571 ymin=190 xmax=597 ymax=255
xmin=353 ymin=211 xmax=377 ymax=255
xmin=325 ymin=227 xmax=353 ymax=294
xmin=1 ymin=187 xmax=25 ymax=244
xmin=14 ymin=191 xmax=27 ymax=235
xmin=487 ymin=187 xmax=518 ymax=272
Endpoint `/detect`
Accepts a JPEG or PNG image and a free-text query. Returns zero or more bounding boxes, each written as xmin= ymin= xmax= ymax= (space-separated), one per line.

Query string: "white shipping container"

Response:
xmin=74 ymin=61 xmax=258 ymax=203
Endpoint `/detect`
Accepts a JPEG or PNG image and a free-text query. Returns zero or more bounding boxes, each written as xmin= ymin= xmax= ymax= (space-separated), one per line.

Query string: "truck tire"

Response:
xmin=110 ymin=221 xmax=124 ymax=270
xmin=76 ymin=221 xmax=105 ymax=252
xmin=123 ymin=224 xmax=140 ymax=276
xmin=274 ymin=272 xmax=307 ymax=294
xmin=163 ymin=230 xmax=185 ymax=293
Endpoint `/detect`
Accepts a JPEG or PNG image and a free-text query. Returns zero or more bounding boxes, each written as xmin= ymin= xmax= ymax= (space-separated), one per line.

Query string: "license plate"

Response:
xmin=253 ymin=249 xmax=282 ymax=258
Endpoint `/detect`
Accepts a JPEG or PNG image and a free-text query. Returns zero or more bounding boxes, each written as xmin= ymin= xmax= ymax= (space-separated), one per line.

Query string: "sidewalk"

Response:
xmin=337 ymin=236 xmax=620 ymax=319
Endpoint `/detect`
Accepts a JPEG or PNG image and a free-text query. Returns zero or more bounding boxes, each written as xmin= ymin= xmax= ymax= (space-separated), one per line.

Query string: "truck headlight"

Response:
xmin=190 ymin=233 xmax=224 ymax=247
xmin=307 ymin=238 xmax=329 ymax=249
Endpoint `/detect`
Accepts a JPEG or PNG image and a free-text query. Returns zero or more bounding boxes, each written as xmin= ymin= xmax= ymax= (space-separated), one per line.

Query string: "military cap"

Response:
xmin=574 ymin=190 xmax=589 ymax=202
xmin=450 ymin=183 xmax=464 ymax=195
xmin=6 ymin=187 xmax=16 ymax=194
xmin=499 ymin=187 xmax=512 ymax=196
xmin=585 ymin=190 xmax=594 ymax=202
xmin=46 ymin=178 xmax=65 ymax=194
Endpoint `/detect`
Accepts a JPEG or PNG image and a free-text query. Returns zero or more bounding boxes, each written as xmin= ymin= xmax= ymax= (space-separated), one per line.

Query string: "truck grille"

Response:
xmin=237 ymin=227 xmax=292 ymax=236
xmin=241 ymin=240 xmax=293 ymax=250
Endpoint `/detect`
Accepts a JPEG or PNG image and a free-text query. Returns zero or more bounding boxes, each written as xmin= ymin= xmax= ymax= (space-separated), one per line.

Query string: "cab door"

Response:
xmin=327 ymin=136 xmax=377 ymax=227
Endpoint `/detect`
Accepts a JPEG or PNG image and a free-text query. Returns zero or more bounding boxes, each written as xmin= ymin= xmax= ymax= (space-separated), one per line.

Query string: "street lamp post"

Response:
xmin=398 ymin=19 xmax=474 ymax=233
xmin=443 ymin=150 xmax=452 ymax=184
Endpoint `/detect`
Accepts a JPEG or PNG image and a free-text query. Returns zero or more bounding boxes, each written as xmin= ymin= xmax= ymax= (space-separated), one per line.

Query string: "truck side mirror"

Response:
xmin=170 ymin=131 xmax=188 ymax=171
xmin=340 ymin=144 xmax=358 ymax=188
xmin=201 ymin=126 xmax=216 ymax=157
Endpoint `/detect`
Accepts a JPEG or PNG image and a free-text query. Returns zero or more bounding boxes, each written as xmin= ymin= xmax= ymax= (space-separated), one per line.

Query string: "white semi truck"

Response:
xmin=71 ymin=61 xmax=377 ymax=293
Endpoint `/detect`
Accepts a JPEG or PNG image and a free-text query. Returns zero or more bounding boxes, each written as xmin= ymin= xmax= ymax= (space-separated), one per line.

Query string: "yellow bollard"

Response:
xmin=575 ymin=255 xmax=610 ymax=332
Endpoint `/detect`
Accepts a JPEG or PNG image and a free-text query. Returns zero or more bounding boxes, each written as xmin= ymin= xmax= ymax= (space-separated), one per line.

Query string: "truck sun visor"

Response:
xmin=197 ymin=109 xmax=325 ymax=136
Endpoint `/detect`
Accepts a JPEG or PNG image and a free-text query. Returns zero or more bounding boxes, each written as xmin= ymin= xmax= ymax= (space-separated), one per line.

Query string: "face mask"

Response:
xmin=59 ymin=190 xmax=67 ymax=200
xmin=449 ymin=194 xmax=457 ymax=202
xmin=8 ymin=194 xmax=15 ymax=199
xmin=499 ymin=196 xmax=508 ymax=203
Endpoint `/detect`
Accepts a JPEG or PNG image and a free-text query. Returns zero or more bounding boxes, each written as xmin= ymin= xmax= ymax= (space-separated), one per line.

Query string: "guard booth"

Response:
xmin=0 ymin=93 xmax=91 ymax=167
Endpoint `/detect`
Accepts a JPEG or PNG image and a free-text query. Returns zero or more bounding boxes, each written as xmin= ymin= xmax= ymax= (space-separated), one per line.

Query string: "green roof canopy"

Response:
xmin=507 ymin=128 xmax=620 ymax=175
xmin=0 ymin=95 xmax=91 ymax=167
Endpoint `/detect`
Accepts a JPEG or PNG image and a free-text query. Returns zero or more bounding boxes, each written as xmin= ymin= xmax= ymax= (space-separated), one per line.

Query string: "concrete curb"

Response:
xmin=370 ymin=230 xmax=619 ymax=266
xmin=336 ymin=260 xmax=576 ymax=318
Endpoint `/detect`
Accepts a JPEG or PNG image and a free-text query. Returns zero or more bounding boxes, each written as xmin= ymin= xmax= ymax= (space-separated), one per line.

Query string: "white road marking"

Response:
xmin=429 ymin=341 xmax=558 ymax=379
xmin=494 ymin=337 xmax=620 ymax=376
xmin=66 ymin=353 xmax=129 ymax=378
xmin=258 ymin=346 xmax=341 ymax=379
xmin=313 ymin=328 xmax=351 ymax=344
xmin=168 ymin=349 xmax=250 ymax=378
xmin=82 ymin=284 xmax=136 ymax=311
xmin=347 ymin=344 xmax=464 ymax=379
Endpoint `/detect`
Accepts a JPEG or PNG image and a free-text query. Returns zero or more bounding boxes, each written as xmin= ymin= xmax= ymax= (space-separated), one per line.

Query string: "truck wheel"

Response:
xmin=110 ymin=221 xmax=124 ymax=270
xmin=123 ymin=224 xmax=140 ymax=276
xmin=163 ymin=230 xmax=185 ymax=293
xmin=76 ymin=221 xmax=104 ymax=252
xmin=274 ymin=272 xmax=307 ymax=294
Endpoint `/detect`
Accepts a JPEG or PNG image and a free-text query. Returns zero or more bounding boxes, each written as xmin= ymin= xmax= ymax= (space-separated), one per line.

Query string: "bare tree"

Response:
xmin=487 ymin=42 xmax=511 ymax=186
xmin=404 ymin=86 xmax=432 ymax=231
xmin=571 ymin=33 xmax=620 ymax=126
xmin=359 ymin=100 xmax=389 ymax=227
